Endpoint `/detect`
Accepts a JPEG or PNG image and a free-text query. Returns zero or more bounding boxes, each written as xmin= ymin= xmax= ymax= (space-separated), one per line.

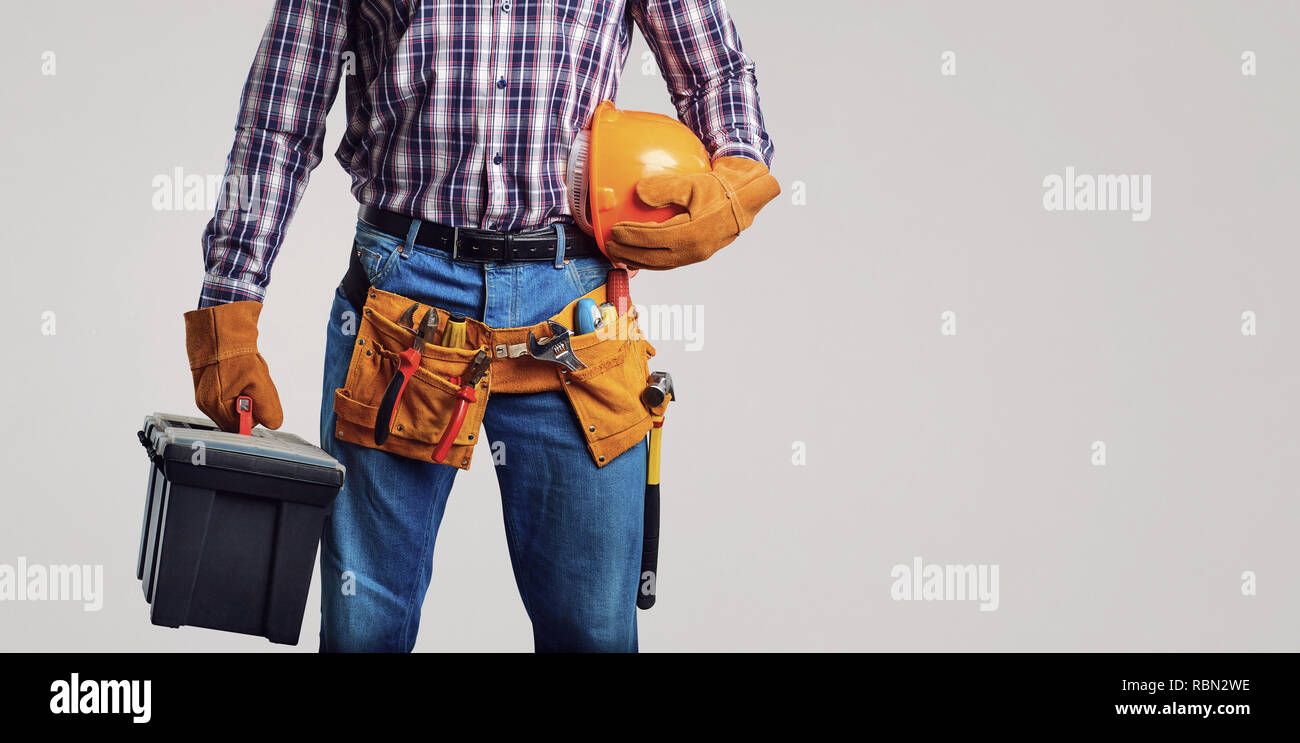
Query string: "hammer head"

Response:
xmin=643 ymin=370 xmax=675 ymax=408
xmin=527 ymin=320 xmax=587 ymax=372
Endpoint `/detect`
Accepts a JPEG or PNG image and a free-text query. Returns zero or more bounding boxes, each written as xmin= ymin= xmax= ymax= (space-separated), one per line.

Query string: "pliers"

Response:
xmin=431 ymin=349 xmax=492 ymax=463
xmin=374 ymin=303 xmax=438 ymax=445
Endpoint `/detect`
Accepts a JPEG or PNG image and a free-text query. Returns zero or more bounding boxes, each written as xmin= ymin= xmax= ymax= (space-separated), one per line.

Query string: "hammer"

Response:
xmin=638 ymin=371 xmax=674 ymax=610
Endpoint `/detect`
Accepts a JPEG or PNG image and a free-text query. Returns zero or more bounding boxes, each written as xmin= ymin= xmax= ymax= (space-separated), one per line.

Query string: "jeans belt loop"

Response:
xmin=552 ymin=224 xmax=566 ymax=269
xmin=450 ymin=226 xmax=460 ymax=261
xmin=402 ymin=217 xmax=421 ymax=259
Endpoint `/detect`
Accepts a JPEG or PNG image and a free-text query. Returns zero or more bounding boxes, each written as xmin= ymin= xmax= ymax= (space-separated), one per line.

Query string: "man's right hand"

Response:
xmin=183 ymin=301 xmax=284 ymax=432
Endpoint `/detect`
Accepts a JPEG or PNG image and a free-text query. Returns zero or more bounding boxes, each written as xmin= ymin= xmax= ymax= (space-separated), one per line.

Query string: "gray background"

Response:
xmin=1 ymin=0 xmax=1296 ymax=651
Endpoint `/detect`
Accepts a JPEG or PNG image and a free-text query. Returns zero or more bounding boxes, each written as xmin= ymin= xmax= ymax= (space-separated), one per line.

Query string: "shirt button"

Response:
xmin=496 ymin=76 xmax=507 ymax=89
xmin=493 ymin=153 xmax=503 ymax=165
xmin=501 ymin=0 xmax=512 ymax=11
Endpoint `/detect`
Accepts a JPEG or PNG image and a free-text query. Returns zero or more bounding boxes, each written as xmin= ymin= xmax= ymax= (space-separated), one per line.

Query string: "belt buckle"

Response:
xmin=451 ymin=226 xmax=460 ymax=261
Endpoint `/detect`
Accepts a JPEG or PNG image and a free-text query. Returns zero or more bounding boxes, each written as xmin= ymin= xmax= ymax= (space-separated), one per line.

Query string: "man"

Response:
xmin=183 ymin=0 xmax=778 ymax=652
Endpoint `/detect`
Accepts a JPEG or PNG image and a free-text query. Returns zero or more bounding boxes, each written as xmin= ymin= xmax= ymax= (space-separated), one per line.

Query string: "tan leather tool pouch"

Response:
xmin=331 ymin=294 xmax=492 ymax=469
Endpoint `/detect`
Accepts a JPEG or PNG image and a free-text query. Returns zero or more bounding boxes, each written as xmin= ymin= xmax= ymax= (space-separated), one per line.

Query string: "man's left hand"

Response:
xmin=606 ymin=155 xmax=780 ymax=270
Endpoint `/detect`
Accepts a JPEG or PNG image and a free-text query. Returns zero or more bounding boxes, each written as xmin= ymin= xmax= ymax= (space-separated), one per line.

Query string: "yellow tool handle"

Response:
xmin=442 ymin=317 xmax=468 ymax=349
xmin=647 ymin=414 xmax=664 ymax=486
xmin=599 ymin=303 xmax=618 ymax=332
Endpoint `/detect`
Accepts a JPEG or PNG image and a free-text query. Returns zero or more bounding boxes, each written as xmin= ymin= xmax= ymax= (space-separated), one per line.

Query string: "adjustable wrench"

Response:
xmin=526 ymin=320 xmax=587 ymax=372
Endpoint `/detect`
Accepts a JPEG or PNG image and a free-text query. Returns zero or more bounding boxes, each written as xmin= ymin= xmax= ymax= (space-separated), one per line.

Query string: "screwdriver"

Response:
xmin=442 ymin=314 xmax=468 ymax=348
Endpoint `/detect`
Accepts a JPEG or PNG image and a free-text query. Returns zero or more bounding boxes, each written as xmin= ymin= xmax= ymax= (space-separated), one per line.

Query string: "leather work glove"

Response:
xmin=606 ymin=155 xmax=780 ymax=270
xmin=183 ymin=300 xmax=284 ymax=432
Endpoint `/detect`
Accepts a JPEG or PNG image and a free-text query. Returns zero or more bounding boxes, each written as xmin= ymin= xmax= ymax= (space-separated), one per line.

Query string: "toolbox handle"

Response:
xmin=136 ymin=429 xmax=165 ymax=467
xmin=236 ymin=396 xmax=254 ymax=436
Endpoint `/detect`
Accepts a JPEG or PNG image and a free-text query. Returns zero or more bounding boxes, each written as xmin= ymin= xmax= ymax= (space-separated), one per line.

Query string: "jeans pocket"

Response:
xmin=567 ymin=257 xmax=611 ymax=296
xmin=353 ymin=223 xmax=404 ymax=289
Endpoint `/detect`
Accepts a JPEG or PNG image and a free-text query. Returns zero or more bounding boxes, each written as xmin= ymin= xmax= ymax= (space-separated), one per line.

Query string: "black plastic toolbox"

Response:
xmin=136 ymin=413 xmax=345 ymax=645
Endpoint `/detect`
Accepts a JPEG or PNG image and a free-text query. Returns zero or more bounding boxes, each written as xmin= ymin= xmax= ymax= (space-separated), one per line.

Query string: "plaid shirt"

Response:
xmin=199 ymin=0 xmax=775 ymax=306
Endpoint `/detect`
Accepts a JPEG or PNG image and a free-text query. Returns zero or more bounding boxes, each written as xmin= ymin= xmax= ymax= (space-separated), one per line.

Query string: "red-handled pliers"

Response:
xmin=374 ymin=304 xmax=438 ymax=445
xmin=432 ymin=350 xmax=491 ymax=463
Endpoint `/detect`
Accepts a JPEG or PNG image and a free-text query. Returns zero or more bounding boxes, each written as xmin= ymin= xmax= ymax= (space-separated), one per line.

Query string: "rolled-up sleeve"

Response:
xmin=630 ymin=0 xmax=775 ymax=167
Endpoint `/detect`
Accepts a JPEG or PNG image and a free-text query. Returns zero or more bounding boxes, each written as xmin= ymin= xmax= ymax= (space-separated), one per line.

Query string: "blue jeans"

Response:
xmin=317 ymin=218 xmax=646 ymax=652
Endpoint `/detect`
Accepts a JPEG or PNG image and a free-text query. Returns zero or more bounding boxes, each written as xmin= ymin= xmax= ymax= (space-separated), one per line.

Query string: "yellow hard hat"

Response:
xmin=566 ymin=101 xmax=712 ymax=264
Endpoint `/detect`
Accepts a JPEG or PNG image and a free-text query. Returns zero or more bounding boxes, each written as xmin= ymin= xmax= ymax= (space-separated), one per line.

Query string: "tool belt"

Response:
xmin=332 ymin=254 xmax=666 ymax=470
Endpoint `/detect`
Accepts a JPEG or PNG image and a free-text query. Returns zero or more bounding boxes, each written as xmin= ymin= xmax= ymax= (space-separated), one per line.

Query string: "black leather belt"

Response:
xmin=358 ymin=205 xmax=601 ymax=263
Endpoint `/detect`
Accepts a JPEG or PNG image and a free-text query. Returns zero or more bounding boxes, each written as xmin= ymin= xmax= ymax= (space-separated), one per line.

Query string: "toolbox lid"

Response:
xmin=142 ymin=413 xmax=345 ymax=487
